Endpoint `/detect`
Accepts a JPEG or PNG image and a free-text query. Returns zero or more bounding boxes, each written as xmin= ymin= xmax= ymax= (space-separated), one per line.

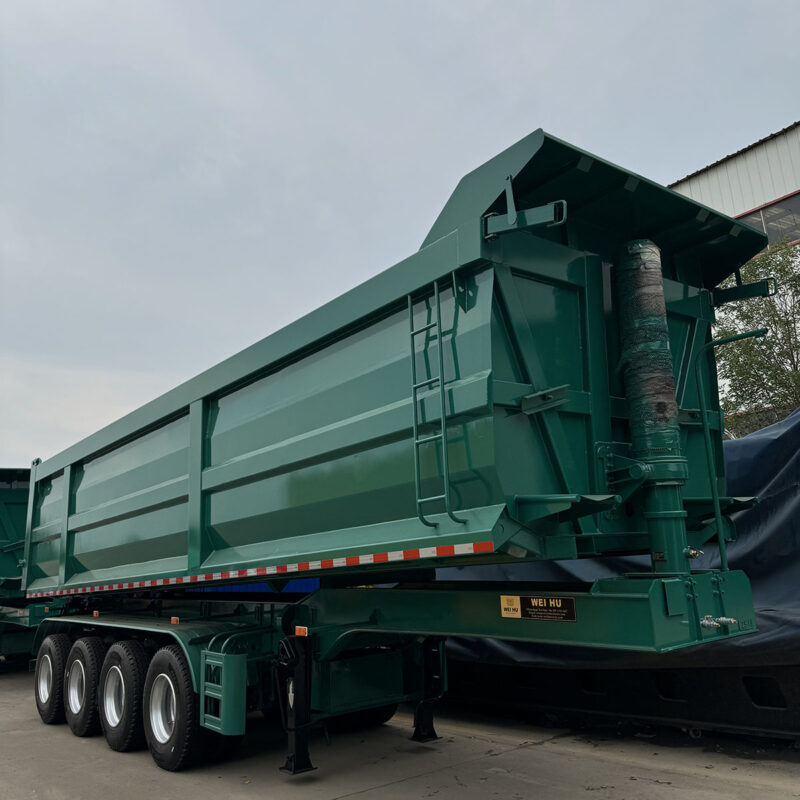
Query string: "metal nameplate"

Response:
xmin=501 ymin=594 xmax=577 ymax=622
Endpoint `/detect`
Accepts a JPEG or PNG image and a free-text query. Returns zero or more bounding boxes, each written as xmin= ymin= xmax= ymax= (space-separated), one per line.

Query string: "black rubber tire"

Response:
xmin=64 ymin=636 xmax=107 ymax=736
xmin=328 ymin=703 xmax=398 ymax=732
xmin=34 ymin=634 xmax=72 ymax=724
xmin=98 ymin=640 xmax=149 ymax=752
xmin=142 ymin=645 xmax=200 ymax=771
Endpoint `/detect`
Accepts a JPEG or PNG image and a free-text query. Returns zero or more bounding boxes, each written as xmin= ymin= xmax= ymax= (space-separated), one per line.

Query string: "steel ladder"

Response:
xmin=407 ymin=277 xmax=465 ymax=527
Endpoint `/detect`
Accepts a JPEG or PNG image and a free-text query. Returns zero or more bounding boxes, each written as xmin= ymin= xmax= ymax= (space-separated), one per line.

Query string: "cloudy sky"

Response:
xmin=0 ymin=0 xmax=797 ymax=465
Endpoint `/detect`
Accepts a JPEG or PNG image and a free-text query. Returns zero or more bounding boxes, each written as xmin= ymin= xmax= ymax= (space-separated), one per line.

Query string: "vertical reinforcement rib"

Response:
xmin=616 ymin=240 xmax=690 ymax=573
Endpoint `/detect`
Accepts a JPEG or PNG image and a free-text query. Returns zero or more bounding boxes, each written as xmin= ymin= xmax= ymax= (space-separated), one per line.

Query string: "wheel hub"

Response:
xmin=149 ymin=672 xmax=177 ymax=744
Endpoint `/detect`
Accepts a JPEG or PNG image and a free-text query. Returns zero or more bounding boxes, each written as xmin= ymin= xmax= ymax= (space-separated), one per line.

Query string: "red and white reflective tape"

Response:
xmin=25 ymin=540 xmax=494 ymax=599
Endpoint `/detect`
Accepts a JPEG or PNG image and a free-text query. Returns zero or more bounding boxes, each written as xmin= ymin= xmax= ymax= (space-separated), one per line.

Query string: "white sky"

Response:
xmin=1 ymin=0 xmax=798 ymax=465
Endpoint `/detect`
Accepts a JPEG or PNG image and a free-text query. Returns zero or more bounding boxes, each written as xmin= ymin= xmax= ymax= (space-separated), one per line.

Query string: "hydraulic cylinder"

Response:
xmin=616 ymin=240 xmax=690 ymax=573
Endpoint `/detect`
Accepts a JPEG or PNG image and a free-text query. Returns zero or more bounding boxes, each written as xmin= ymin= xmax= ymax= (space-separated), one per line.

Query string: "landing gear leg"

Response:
xmin=279 ymin=636 xmax=316 ymax=775
xmin=411 ymin=636 xmax=444 ymax=743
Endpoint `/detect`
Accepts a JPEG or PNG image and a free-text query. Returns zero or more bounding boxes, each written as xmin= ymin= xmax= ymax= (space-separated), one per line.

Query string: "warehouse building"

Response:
xmin=670 ymin=121 xmax=800 ymax=248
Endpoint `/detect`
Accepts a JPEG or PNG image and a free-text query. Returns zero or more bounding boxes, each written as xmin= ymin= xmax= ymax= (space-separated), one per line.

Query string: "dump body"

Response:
xmin=0 ymin=468 xmax=52 ymax=660
xmin=23 ymin=130 xmax=766 ymax=600
xmin=0 ymin=468 xmax=28 ymax=599
xmin=23 ymin=130 xmax=770 ymax=775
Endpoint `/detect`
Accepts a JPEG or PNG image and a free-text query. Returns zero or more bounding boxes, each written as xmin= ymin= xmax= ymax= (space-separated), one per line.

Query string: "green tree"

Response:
xmin=714 ymin=240 xmax=800 ymax=433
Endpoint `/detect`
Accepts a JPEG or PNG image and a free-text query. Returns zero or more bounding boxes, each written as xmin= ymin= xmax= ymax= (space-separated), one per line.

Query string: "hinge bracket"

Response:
xmin=596 ymin=443 xmax=651 ymax=504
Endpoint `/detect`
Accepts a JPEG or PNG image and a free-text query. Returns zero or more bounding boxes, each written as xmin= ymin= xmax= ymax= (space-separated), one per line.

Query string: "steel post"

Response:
xmin=411 ymin=636 xmax=444 ymax=742
xmin=279 ymin=635 xmax=315 ymax=775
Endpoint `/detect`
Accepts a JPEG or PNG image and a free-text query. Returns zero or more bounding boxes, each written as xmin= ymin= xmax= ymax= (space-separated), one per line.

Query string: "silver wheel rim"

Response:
xmin=67 ymin=659 xmax=86 ymax=715
xmin=103 ymin=665 xmax=125 ymax=728
xmin=37 ymin=654 xmax=52 ymax=704
xmin=149 ymin=673 xmax=176 ymax=744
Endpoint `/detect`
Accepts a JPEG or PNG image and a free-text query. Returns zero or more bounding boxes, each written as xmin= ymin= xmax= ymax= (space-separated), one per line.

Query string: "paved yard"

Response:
xmin=1 ymin=666 xmax=799 ymax=799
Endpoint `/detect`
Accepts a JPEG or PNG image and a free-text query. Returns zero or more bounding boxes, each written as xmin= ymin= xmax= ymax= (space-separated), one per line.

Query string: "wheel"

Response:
xmin=34 ymin=634 xmax=71 ymax=724
xmin=64 ymin=636 xmax=107 ymax=736
xmin=362 ymin=702 xmax=398 ymax=727
xmin=142 ymin=645 xmax=200 ymax=771
xmin=98 ymin=640 xmax=149 ymax=751
xmin=328 ymin=703 xmax=398 ymax=732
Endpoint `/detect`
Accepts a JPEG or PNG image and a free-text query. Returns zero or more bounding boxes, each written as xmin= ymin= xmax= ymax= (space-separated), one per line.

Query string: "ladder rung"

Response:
xmin=418 ymin=494 xmax=446 ymax=504
xmin=408 ymin=282 xmax=465 ymax=528
xmin=411 ymin=321 xmax=438 ymax=335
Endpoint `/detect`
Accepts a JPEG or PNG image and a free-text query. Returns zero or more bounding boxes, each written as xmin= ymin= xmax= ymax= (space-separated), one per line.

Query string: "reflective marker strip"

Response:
xmin=25 ymin=540 xmax=495 ymax=598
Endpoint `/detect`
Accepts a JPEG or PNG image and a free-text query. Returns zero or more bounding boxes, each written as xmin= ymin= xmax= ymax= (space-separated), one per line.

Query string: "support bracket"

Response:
xmin=713 ymin=277 xmax=777 ymax=307
xmin=484 ymin=177 xmax=567 ymax=239
xmin=521 ymin=384 xmax=569 ymax=415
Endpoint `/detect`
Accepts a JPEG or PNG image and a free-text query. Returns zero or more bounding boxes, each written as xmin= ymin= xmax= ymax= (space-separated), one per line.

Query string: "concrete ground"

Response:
xmin=2 ymin=667 xmax=799 ymax=800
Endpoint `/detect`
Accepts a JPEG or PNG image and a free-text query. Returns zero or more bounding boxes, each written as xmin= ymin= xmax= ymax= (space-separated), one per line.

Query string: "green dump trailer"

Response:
xmin=0 ymin=468 xmax=60 ymax=665
xmin=23 ymin=129 xmax=770 ymax=774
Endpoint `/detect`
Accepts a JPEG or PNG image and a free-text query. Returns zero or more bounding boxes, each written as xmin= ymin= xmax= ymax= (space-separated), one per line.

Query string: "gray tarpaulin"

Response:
xmin=442 ymin=408 xmax=800 ymax=670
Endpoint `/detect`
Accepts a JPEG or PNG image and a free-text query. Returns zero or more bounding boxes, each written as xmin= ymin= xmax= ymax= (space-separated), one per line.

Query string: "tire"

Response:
xmin=142 ymin=645 xmax=200 ymax=771
xmin=328 ymin=703 xmax=398 ymax=732
xmin=365 ymin=703 xmax=398 ymax=727
xmin=34 ymin=634 xmax=72 ymax=724
xmin=64 ymin=636 xmax=107 ymax=736
xmin=98 ymin=640 xmax=149 ymax=752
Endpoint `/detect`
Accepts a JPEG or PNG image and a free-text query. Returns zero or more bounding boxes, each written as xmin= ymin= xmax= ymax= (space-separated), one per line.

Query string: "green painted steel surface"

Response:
xmin=31 ymin=565 xmax=755 ymax=736
xmin=0 ymin=469 xmax=29 ymax=599
xmin=0 ymin=468 xmax=45 ymax=658
xmin=0 ymin=600 xmax=62 ymax=657
xmin=296 ymin=571 xmax=755 ymax=660
xmin=23 ymin=130 xmax=767 ymax=606
xmin=200 ymin=650 xmax=248 ymax=735
xmin=35 ymin=609 xmax=277 ymax=691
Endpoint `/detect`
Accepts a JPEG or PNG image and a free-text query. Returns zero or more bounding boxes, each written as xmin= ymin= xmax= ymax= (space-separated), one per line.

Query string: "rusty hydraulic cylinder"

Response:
xmin=616 ymin=240 xmax=690 ymax=574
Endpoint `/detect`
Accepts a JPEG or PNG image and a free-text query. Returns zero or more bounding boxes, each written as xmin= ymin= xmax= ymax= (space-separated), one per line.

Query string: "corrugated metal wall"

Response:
xmin=671 ymin=124 xmax=800 ymax=217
